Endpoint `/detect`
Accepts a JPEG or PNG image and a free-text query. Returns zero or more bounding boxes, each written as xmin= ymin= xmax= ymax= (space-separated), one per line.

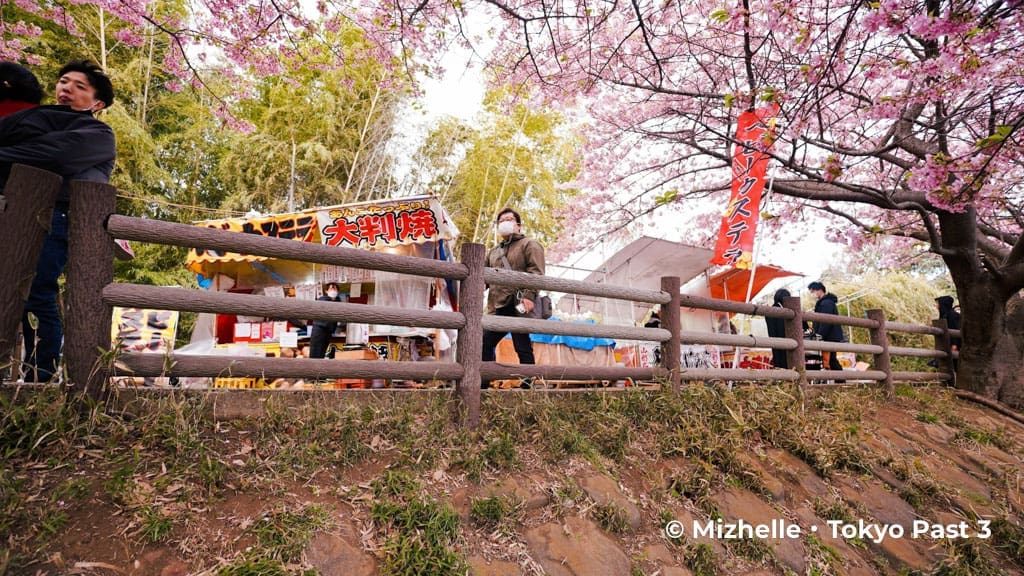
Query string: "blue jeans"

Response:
xmin=22 ymin=207 xmax=68 ymax=382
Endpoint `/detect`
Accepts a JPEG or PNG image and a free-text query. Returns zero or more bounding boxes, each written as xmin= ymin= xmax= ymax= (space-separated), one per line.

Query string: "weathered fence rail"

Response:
xmin=0 ymin=165 xmax=962 ymax=428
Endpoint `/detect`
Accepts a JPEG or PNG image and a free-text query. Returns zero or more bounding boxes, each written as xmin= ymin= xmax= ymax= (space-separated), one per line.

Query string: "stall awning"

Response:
xmin=578 ymin=236 xmax=714 ymax=290
xmin=185 ymin=195 xmax=459 ymax=280
xmin=708 ymin=264 xmax=800 ymax=302
xmin=187 ymin=211 xmax=318 ymax=269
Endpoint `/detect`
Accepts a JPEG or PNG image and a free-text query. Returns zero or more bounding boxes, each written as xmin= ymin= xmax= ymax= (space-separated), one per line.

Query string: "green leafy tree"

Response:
xmin=218 ymin=26 xmax=408 ymax=213
xmin=409 ymin=88 xmax=580 ymax=249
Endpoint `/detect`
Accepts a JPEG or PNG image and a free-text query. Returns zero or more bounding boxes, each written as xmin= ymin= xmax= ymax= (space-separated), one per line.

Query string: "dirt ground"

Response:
xmin=2 ymin=384 xmax=1023 ymax=576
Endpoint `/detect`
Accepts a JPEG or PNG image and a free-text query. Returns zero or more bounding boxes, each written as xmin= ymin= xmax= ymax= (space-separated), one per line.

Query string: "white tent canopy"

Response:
xmin=556 ymin=236 xmax=715 ymax=324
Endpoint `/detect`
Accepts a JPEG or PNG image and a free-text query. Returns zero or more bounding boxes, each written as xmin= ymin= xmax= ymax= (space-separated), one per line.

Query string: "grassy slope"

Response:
xmin=1 ymin=384 xmax=1023 ymax=575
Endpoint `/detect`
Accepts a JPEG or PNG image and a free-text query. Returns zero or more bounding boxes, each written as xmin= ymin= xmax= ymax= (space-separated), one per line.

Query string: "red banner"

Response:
xmin=710 ymin=105 xmax=778 ymax=269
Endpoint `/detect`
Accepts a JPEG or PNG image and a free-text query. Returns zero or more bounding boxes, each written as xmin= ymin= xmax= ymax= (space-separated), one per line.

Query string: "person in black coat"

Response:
xmin=935 ymin=295 xmax=961 ymax=369
xmin=309 ymin=283 xmax=342 ymax=359
xmin=0 ymin=60 xmax=117 ymax=382
xmin=765 ymin=288 xmax=791 ymax=369
xmin=808 ymin=281 xmax=845 ymax=372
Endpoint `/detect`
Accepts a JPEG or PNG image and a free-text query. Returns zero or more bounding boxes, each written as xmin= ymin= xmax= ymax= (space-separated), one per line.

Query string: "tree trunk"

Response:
xmin=938 ymin=207 xmax=1024 ymax=410
xmin=953 ymin=282 xmax=1024 ymax=409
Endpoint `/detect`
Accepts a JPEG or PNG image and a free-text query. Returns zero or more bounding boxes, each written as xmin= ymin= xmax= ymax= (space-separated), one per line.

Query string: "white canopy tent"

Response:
xmin=555 ymin=236 xmax=715 ymax=326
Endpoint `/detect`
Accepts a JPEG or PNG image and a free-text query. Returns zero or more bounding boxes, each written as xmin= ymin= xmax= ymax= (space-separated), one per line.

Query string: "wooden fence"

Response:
xmin=0 ymin=166 xmax=960 ymax=427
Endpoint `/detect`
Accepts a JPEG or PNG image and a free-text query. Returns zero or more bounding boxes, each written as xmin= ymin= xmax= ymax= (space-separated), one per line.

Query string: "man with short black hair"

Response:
xmin=807 ymin=281 xmax=844 ymax=372
xmin=0 ymin=60 xmax=117 ymax=381
xmin=55 ymin=59 xmax=115 ymax=113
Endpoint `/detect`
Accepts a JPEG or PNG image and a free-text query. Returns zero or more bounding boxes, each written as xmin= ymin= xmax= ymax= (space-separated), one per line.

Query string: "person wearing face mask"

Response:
xmin=309 ymin=283 xmax=343 ymax=359
xmin=0 ymin=60 xmax=117 ymax=382
xmin=481 ymin=208 xmax=546 ymax=386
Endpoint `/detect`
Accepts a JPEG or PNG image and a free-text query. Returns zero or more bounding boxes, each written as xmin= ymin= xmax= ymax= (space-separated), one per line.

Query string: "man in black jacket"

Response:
xmin=0 ymin=60 xmax=117 ymax=382
xmin=808 ymin=281 xmax=845 ymax=372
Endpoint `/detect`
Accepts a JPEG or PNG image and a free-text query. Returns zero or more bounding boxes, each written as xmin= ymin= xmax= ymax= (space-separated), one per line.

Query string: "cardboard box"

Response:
xmin=335 ymin=348 xmax=379 ymax=360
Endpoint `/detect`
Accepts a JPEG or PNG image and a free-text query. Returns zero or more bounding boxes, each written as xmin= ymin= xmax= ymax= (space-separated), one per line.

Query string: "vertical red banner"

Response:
xmin=710 ymin=104 xmax=778 ymax=269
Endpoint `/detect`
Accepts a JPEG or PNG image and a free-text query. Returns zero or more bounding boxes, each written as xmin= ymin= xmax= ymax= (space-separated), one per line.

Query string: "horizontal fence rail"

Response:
xmin=803 ymin=311 xmax=880 ymax=329
xmin=0 ymin=169 xmax=966 ymax=429
xmin=104 ymin=284 xmax=466 ymax=330
xmin=483 ymin=268 xmax=670 ymax=304
xmin=114 ymin=354 xmax=464 ymax=381
xmin=479 ymin=363 xmax=665 ymax=382
xmin=679 ymin=293 xmax=789 ymax=316
xmin=682 ymin=332 xmax=795 ymax=349
xmin=482 ymin=316 xmax=670 ymax=342
xmin=107 ymin=214 xmax=469 ymax=281
xmin=893 ymin=371 xmax=953 ymax=382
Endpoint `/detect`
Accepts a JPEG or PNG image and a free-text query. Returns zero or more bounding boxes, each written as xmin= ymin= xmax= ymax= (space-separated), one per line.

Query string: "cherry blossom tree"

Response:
xmin=382 ymin=0 xmax=1024 ymax=406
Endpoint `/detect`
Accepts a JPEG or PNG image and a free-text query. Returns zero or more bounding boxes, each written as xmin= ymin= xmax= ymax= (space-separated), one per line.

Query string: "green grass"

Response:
xmin=1 ymin=383 xmax=1021 ymax=575
xmin=245 ymin=504 xmax=330 ymax=563
xmin=592 ymin=502 xmax=630 ymax=534
xmin=992 ymin=518 xmax=1024 ymax=567
xmin=684 ymin=542 xmax=719 ymax=576
xmin=370 ymin=470 xmax=468 ymax=575
xmin=806 ymin=533 xmax=841 ymax=576
xmin=728 ymin=536 xmax=775 ymax=564
xmin=469 ymin=496 xmax=513 ymax=528
xmin=954 ymin=426 xmax=1012 ymax=450
xmin=138 ymin=505 xmax=174 ymax=543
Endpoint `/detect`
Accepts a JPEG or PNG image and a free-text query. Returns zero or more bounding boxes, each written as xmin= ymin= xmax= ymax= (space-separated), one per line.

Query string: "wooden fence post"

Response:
xmin=0 ymin=165 xmax=62 ymax=372
xmin=866 ymin=309 xmax=894 ymax=398
xmin=782 ymin=296 xmax=807 ymax=391
xmin=660 ymin=276 xmax=681 ymax=389
xmin=932 ymin=318 xmax=954 ymax=384
xmin=64 ymin=180 xmax=116 ymax=400
xmin=456 ymin=243 xmax=485 ymax=429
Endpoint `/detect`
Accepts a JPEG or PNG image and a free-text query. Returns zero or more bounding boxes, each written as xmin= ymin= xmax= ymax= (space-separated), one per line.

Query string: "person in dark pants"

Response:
xmin=481 ymin=208 xmax=545 ymax=388
xmin=309 ymin=283 xmax=342 ymax=359
xmin=0 ymin=60 xmax=116 ymax=382
xmin=765 ymin=288 xmax=790 ymax=369
xmin=935 ymin=295 xmax=961 ymax=371
xmin=808 ymin=281 xmax=845 ymax=374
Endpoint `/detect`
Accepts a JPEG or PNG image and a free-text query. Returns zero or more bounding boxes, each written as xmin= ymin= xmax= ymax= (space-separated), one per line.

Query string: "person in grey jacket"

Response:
xmin=0 ymin=60 xmax=116 ymax=382
xmin=481 ymin=208 xmax=545 ymax=379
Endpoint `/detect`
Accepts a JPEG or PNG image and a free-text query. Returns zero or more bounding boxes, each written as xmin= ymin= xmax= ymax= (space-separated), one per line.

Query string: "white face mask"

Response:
xmin=326 ymin=290 xmax=338 ymax=298
xmin=497 ymin=220 xmax=517 ymax=236
xmin=73 ymin=101 xmax=101 ymax=112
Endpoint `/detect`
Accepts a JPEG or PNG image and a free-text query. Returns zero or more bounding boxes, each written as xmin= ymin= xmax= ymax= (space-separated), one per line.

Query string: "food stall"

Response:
xmin=552 ymin=236 xmax=803 ymax=374
xmin=492 ymin=322 xmax=618 ymax=388
xmin=183 ymin=195 xmax=459 ymax=388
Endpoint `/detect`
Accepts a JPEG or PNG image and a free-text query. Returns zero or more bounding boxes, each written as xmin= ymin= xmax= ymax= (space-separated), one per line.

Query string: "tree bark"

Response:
xmin=934 ymin=206 xmax=1024 ymax=409
xmin=948 ymin=268 xmax=1024 ymax=409
xmin=957 ymin=330 xmax=1024 ymax=409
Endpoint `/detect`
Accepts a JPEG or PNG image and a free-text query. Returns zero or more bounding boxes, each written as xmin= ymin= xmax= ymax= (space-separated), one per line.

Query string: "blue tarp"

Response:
xmin=525 ymin=318 xmax=615 ymax=351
